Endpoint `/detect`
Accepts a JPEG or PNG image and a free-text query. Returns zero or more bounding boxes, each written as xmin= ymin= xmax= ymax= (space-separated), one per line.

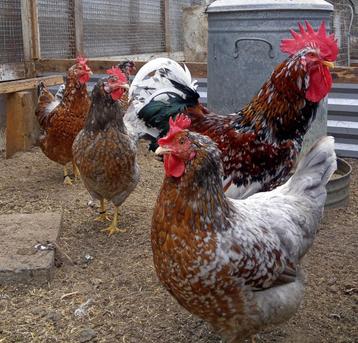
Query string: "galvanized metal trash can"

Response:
xmin=206 ymin=0 xmax=334 ymax=150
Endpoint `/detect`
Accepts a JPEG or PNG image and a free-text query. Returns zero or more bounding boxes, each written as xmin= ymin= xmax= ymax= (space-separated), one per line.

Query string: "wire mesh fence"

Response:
xmin=0 ymin=0 xmax=356 ymax=64
xmin=38 ymin=0 xmax=76 ymax=59
xmin=0 ymin=0 xmax=24 ymax=64
xmin=168 ymin=0 xmax=202 ymax=52
xmin=83 ymin=0 xmax=165 ymax=57
xmin=328 ymin=0 xmax=355 ymax=66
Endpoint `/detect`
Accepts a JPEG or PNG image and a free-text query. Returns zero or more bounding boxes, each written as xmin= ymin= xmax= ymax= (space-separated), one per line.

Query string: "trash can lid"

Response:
xmin=207 ymin=0 xmax=334 ymax=12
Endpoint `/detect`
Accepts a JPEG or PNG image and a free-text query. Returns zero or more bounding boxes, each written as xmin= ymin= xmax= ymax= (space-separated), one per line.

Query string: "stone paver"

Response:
xmin=0 ymin=212 xmax=62 ymax=284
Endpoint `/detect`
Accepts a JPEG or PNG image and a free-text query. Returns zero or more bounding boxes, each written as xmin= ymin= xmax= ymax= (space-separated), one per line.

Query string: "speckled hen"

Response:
xmin=36 ymin=57 xmax=92 ymax=185
xmin=126 ymin=21 xmax=338 ymax=198
xmin=151 ymin=115 xmax=337 ymax=342
xmin=73 ymin=67 xmax=139 ymax=235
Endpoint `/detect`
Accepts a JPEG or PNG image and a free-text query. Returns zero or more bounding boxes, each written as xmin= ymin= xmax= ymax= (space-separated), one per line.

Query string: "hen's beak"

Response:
xmin=121 ymin=83 xmax=130 ymax=90
xmin=323 ymin=61 xmax=335 ymax=69
xmin=155 ymin=146 xmax=171 ymax=155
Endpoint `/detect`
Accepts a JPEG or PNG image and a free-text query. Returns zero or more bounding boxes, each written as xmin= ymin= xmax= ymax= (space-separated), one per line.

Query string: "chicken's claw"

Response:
xmin=101 ymin=225 xmax=127 ymax=236
xmin=63 ymin=175 xmax=73 ymax=185
xmin=94 ymin=212 xmax=111 ymax=222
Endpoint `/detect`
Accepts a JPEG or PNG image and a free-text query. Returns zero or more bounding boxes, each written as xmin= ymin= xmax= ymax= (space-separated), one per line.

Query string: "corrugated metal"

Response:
xmin=83 ymin=0 xmax=165 ymax=57
xmin=0 ymin=0 xmax=24 ymax=63
xmin=38 ymin=0 xmax=75 ymax=58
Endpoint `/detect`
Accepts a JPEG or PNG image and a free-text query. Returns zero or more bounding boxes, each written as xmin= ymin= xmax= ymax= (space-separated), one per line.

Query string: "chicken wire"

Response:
xmin=38 ymin=0 xmax=75 ymax=58
xmin=168 ymin=0 xmax=202 ymax=51
xmin=327 ymin=0 xmax=355 ymax=66
xmin=82 ymin=0 xmax=165 ymax=57
xmin=0 ymin=0 xmax=24 ymax=63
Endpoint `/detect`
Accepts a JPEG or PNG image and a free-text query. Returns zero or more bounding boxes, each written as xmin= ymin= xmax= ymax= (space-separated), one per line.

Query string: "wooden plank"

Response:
xmin=0 ymin=63 xmax=27 ymax=82
xmin=332 ymin=67 xmax=358 ymax=84
xmin=0 ymin=75 xmax=64 ymax=94
xmin=6 ymin=91 xmax=40 ymax=158
xmin=35 ymin=59 xmax=208 ymax=77
xmin=74 ymin=0 xmax=84 ymax=56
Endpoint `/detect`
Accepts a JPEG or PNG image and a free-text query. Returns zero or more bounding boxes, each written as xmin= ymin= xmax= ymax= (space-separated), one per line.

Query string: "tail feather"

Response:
xmin=286 ymin=136 xmax=337 ymax=202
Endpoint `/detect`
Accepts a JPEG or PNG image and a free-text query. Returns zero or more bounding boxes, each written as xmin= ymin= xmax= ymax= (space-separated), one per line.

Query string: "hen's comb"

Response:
xmin=169 ymin=114 xmax=191 ymax=130
xmin=280 ymin=21 xmax=338 ymax=61
xmin=106 ymin=66 xmax=128 ymax=83
xmin=159 ymin=114 xmax=191 ymax=145
xmin=76 ymin=56 xmax=88 ymax=66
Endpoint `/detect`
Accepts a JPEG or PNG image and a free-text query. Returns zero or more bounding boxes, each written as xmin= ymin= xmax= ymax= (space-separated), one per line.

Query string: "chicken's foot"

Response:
xmin=72 ymin=160 xmax=81 ymax=178
xmin=101 ymin=206 xmax=127 ymax=236
xmin=95 ymin=199 xmax=111 ymax=222
xmin=63 ymin=165 xmax=73 ymax=185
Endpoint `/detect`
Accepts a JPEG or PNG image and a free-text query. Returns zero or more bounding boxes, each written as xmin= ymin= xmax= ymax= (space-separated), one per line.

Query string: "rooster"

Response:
xmin=125 ymin=21 xmax=338 ymax=198
xmin=36 ymin=56 xmax=92 ymax=185
xmin=73 ymin=67 xmax=138 ymax=236
xmin=152 ymin=115 xmax=337 ymax=342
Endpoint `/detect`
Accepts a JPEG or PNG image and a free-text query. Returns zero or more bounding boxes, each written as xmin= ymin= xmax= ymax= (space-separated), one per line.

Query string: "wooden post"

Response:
xmin=164 ymin=0 xmax=172 ymax=53
xmin=74 ymin=0 xmax=84 ymax=56
xmin=21 ymin=0 xmax=40 ymax=70
xmin=6 ymin=91 xmax=40 ymax=158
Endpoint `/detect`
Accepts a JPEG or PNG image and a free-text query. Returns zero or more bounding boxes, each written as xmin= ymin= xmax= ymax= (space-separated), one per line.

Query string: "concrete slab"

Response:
xmin=0 ymin=212 xmax=62 ymax=284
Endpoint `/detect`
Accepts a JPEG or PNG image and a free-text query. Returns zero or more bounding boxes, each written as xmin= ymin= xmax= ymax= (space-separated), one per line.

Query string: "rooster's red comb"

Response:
xmin=76 ymin=56 xmax=88 ymax=65
xmin=280 ymin=21 xmax=338 ymax=62
xmin=106 ymin=66 xmax=128 ymax=83
xmin=158 ymin=114 xmax=191 ymax=145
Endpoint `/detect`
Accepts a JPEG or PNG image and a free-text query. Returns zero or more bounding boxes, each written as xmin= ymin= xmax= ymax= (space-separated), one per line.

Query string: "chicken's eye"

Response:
xmin=178 ymin=137 xmax=186 ymax=145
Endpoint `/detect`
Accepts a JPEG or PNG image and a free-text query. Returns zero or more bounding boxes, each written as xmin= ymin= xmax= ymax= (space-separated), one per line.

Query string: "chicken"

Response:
xmin=151 ymin=115 xmax=337 ymax=342
xmin=72 ymin=67 xmax=139 ymax=235
xmin=118 ymin=60 xmax=136 ymax=79
xmin=36 ymin=56 xmax=92 ymax=185
xmin=126 ymin=21 xmax=338 ymax=198
xmin=116 ymin=61 xmax=136 ymax=111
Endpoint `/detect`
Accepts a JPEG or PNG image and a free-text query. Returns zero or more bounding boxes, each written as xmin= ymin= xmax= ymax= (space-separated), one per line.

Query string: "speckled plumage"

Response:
xmin=126 ymin=46 xmax=333 ymax=198
xmin=36 ymin=63 xmax=91 ymax=166
xmin=152 ymin=131 xmax=336 ymax=342
xmin=72 ymin=79 xmax=139 ymax=208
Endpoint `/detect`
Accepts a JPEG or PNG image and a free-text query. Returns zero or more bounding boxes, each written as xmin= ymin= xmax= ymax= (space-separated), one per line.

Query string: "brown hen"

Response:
xmin=73 ymin=67 xmax=138 ymax=235
xmin=36 ymin=57 xmax=92 ymax=184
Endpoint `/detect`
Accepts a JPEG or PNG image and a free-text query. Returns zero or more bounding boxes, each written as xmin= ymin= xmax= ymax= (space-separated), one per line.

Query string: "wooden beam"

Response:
xmin=0 ymin=75 xmax=64 ymax=94
xmin=6 ymin=91 xmax=40 ymax=158
xmin=74 ymin=0 xmax=84 ymax=56
xmin=35 ymin=59 xmax=208 ymax=77
xmin=332 ymin=66 xmax=358 ymax=83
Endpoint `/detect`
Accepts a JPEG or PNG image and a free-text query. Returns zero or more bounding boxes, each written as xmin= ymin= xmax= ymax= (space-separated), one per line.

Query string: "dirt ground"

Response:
xmin=0 ymin=142 xmax=357 ymax=343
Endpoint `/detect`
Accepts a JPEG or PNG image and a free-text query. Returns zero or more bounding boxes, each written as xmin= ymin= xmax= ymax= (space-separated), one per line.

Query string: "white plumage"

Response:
xmin=124 ymin=58 xmax=198 ymax=139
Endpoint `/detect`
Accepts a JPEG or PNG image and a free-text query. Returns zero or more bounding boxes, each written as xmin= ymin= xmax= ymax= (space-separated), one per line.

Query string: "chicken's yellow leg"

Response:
xmin=101 ymin=206 xmax=127 ymax=236
xmin=72 ymin=160 xmax=80 ymax=178
xmin=63 ymin=165 xmax=72 ymax=185
xmin=95 ymin=199 xmax=111 ymax=222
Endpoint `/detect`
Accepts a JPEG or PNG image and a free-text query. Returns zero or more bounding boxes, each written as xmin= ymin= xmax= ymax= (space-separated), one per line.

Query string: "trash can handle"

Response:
xmin=234 ymin=38 xmax=275 ymax=59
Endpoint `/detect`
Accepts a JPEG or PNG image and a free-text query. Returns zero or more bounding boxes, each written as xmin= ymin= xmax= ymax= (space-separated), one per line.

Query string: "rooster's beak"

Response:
xmin=155 ymin=146 xmax=171 ymax=155
xmin=121 ymin=84 xmax=130 ymax=90
xmin=323 ymin=61 xmax=335 ymax=69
